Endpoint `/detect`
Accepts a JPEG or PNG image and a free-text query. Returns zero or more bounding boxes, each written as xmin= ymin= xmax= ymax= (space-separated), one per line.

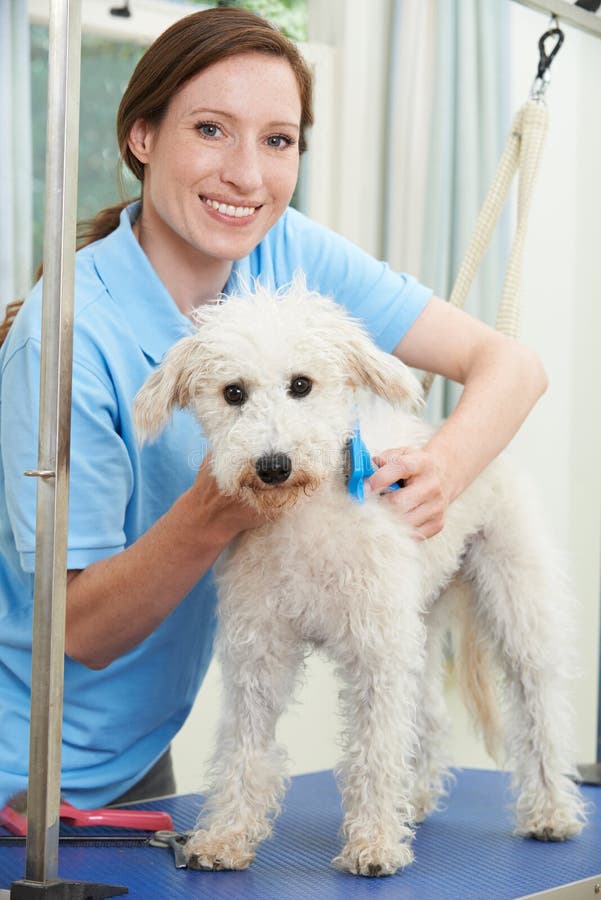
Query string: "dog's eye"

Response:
xmin=288 ymin=376 xmax=312 ymax=398
xmin=224 ymin=384 xmax=246 ymax=405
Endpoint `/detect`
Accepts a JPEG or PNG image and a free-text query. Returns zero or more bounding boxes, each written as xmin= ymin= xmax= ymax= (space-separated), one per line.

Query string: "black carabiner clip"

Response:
xmin=536 ymin=24 xmax=565 ymax=79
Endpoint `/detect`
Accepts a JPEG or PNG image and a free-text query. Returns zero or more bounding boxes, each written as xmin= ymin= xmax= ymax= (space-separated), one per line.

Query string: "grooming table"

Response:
xmin=1 ymin=769 xmax=599 ymax=899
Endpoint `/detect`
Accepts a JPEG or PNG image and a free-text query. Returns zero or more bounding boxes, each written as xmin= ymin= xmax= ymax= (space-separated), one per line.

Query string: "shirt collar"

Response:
xmin=91 ymin=201 xmax=194 ymax=364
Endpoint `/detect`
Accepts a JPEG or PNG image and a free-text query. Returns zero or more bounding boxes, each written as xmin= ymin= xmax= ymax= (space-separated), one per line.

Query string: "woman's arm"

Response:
xmin=366 ymin=296 xmax=548 ymax=537
xmin=65 ymin=459 xmax=263 ymax=670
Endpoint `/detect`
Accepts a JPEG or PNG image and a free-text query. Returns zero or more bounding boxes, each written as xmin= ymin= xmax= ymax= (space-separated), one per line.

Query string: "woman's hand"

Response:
xmin=187 ymin=456 xmax=272 ymax=544
xmin=365 ymin=447 xmax=450 ymax=539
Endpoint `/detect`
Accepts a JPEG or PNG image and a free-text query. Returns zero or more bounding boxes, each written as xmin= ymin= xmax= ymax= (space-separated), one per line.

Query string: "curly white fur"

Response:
xmin=134 ymin=277 xmax=586 ymax=877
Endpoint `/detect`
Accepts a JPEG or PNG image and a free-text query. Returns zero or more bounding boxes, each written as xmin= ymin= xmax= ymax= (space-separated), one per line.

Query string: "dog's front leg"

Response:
xmin=185 ymin=615 xmax=304 ymax=871
xmin=330 ymin=577 xmax=426 ymax=877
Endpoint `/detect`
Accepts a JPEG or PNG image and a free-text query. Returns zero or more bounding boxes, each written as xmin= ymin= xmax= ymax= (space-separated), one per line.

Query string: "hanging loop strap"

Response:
xmin=421 ymin=100 xmax=549 ymax=397
xmin=421 ymin=20 xmax=566 ymax=399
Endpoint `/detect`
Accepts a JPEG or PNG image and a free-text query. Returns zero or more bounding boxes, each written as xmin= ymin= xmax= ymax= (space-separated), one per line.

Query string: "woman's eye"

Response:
xmin=224 ymin=384 xmax=246 ymax=405
xmin=197 ymin=122 xmax=221 ymax=138
xmin=288 ymin=376 xmax=312 ymax=398
xmin=266 ymin=134 xmax=295 ymax=149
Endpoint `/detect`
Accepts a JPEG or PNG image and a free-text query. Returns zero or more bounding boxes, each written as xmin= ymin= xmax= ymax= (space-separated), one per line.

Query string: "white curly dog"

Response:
xmin=134 ymin=279 xmax=585 ymax=878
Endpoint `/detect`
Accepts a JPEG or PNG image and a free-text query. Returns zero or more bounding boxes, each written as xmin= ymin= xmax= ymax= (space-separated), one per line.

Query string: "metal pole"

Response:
xmin=511 ymin=0 xmax=601 ymax=39
xmin=24 ymin=0 xmax=81 ymax=883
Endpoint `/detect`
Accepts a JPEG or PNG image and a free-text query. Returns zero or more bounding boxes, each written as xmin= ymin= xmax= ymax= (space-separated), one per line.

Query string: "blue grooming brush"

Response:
xmin=345 ymin=425 xmax=404 ymax=503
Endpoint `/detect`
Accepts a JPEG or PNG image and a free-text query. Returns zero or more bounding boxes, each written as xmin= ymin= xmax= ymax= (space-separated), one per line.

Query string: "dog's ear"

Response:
xmin=133 ymin=335 xmax=198 ymax=443
xmin=341 ymin=322 xmax=423 ymax=409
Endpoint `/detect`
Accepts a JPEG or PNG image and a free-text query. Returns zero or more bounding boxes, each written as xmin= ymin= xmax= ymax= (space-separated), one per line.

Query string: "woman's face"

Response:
xmin=128 ymin=52 xmax=302 ymax=264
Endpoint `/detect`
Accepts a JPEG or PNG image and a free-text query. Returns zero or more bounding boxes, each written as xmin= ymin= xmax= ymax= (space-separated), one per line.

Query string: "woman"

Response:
xmin=0 ymin=7 xmax=546 ymax=809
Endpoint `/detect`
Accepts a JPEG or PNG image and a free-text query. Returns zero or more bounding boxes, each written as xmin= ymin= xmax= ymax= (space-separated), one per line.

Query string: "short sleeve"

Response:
xmin=275 ymin=210 xmax=433 ymax=352
xmin=1 ymin=339 xmax=134 ymax=574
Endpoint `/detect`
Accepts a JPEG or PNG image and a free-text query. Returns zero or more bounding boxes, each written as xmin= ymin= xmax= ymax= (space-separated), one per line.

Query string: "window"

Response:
xmin=30 ymin=25 xmax=144 ymax=267
xmin=191 ymin=1 xmax=308 ymax=41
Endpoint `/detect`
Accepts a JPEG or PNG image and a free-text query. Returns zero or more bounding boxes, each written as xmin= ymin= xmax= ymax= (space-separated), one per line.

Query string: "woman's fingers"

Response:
xmin=366 ymin=448 xmax=449 ymax=538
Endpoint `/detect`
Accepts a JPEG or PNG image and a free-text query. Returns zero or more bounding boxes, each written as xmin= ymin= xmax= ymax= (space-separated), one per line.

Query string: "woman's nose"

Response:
xmin=220 ymin=142 xmax=263 ymax=194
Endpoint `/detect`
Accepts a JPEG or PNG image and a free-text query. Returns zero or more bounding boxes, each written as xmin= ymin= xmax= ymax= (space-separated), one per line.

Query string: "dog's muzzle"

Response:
xmin=255 ymin=453 xmax=292 ymax=485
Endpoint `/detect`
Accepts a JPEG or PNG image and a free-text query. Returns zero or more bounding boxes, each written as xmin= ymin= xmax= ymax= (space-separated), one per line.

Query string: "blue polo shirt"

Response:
xmin=0 ymin=202 xmax=432 ymax=808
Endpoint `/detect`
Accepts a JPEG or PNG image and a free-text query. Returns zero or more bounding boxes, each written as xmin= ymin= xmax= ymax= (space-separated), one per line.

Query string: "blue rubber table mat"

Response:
xmin=1 ymin=769 xmax=599 ymax=899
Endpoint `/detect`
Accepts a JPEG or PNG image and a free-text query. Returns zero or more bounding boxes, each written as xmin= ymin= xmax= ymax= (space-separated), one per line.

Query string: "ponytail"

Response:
xmin=0 ymin=301 xmax=23 ymax=348
xmin=0 ymin=198 xmax=138 ymax=349
xmin=76 ymin=199 xmax=134 ymax=248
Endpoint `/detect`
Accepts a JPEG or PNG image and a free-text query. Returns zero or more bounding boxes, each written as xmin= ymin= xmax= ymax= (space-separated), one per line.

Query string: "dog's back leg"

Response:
xmin=461 ymin=507 xmax=587 ymax=841
xmin=410 ymin=589 xmax=457 ymax=823
xmin=185 ymin=612 xmax=305 ymax=871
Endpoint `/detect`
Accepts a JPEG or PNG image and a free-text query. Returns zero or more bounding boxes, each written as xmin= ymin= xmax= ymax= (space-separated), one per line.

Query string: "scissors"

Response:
xmin=148 ymin=829 xmax=191 ymax=868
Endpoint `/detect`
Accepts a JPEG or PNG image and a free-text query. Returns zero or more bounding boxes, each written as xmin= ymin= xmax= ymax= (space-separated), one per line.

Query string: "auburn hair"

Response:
xmin=1 ymin=7 xmax=313 ymax=347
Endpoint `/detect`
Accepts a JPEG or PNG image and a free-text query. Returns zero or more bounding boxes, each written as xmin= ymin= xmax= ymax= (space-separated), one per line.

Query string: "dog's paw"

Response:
xmin=410 ymin=770 xmax=451 ymax=823
xmin=516 ymin=792 xmax=587 ymax=842
xmin=410 ymin=788 xmax=439 ymax=824
xmin=332 ymin=839 xmax=413 ymax=877
xmin=518 ymin=812 xmax=584 ymax=842
xmin=184 ymin=828 xmax=255 ymax=871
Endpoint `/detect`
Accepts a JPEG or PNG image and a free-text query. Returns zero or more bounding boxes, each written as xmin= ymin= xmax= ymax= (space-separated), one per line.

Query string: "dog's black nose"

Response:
xmin=255 ymin=453 xmax=292 ymax=484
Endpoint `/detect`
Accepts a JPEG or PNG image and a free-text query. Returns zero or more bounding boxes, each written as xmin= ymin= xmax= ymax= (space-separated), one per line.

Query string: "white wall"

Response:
xmin=172 ymin=2 xmax=601 ymax=791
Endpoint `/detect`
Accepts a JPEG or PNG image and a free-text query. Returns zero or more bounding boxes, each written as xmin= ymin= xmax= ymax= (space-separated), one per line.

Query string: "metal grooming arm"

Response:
xmin=9 ymin=1 xmax=126 ymax=897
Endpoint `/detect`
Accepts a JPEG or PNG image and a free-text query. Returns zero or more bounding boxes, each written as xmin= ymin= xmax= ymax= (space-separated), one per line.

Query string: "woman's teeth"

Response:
xmin=202 ymin=197 xmax=256 ymax=218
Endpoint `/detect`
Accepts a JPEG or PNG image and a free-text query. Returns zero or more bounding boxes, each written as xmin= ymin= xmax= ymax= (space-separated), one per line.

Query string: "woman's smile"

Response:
xmin=199 ymin=194 xmax=261 ymax=223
